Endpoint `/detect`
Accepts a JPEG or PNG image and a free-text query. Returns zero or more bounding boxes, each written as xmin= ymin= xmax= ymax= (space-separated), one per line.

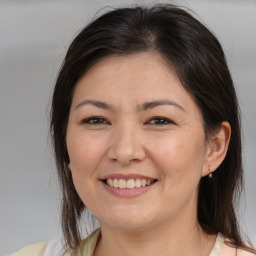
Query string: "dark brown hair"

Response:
xmin=50 ymin=4 xmax=255 ymax=253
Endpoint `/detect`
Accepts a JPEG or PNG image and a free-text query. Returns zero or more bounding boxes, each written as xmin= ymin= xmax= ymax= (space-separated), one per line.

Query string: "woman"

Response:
xmin=13 ymin=4 xmax=255 ymax=256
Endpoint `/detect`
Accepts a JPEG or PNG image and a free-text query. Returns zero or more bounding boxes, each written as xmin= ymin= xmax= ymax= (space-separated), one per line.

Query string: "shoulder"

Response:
xmin=11 ymin=229 xmax=101 ymax=256
xmin=11 ymin=242 xmax=48 ymax=256
xmin=42 ymin=229 xmax=101 ymax=256
xmin=237 ymin=250 xmax=256 ymax=256
xmin=220 ymin=240 xmax=255 ymax=256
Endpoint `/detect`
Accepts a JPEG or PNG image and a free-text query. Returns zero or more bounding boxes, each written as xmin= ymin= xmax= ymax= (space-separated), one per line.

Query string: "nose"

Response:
xmin=107 ymin=124 xmax=146 ymax=165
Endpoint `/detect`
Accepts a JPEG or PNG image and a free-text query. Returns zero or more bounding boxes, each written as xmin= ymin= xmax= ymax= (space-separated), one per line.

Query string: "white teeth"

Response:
xmin=127 ymin=179 xmax=135 ymax=188
xmin=113 ymin=178 xmax=119 ymax=188
xmin=119 ymin=179 xmax=126 ymax=189
xmin=135 ymin=178 xmax=141 ymax=187
xmin=107 ymin=179 xmax=113 ymax=186
xmin=106 ymin=178 xmax=155 ymax=189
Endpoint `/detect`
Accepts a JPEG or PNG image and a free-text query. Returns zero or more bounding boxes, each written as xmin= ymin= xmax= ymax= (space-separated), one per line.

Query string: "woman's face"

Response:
xmin=66 ymin=53 xmax=212 ymax=231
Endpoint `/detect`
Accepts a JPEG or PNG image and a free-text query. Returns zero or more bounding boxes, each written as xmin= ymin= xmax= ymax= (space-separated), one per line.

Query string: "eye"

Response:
xmin=81 ymin=116 xmax=109 ymax=125
xmin=146 ymin=117 xmax=174 ymax=125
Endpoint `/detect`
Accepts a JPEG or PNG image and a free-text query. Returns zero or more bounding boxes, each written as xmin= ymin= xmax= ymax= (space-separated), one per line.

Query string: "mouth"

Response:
xmin=102 ymin=178 xmax=158 ymax=189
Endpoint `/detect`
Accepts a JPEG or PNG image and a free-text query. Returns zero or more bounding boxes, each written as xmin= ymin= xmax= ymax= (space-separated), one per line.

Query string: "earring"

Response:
xmin=208 ymin=166 xmax=213 ymax=178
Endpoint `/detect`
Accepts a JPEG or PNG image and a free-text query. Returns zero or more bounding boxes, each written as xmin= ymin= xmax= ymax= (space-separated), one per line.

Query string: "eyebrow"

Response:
xmin=137 ymin=99 xmax=185 ymax=112
xmin=75 ymin=99 xmax=113 ymax=110
xmin=75 ymin=99 xmax=185 ymax=112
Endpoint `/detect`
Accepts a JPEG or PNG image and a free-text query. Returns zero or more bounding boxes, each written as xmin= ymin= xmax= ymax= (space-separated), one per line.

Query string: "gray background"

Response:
xmin=0 ymin=0 xmax=255 ymax=254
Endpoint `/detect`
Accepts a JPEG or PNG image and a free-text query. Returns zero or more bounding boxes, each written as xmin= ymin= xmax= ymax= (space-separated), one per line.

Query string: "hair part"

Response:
xmin=50 ymin=4 xmax=255 ymax=253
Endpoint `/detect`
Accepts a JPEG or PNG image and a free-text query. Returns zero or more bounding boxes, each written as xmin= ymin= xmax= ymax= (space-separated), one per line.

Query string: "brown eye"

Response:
xmin=81 ymin=116 xmax=109 ymax=125
xmin=147 ymin=117 xmax=174 ymax=125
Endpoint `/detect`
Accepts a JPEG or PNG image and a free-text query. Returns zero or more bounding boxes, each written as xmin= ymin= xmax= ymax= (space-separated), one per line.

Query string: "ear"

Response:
xmin=201 ymin=121 xmax=231 ymax=177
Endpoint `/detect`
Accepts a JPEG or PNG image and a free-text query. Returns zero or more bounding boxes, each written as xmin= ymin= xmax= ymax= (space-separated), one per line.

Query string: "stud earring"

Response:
xmin=208 ymin=166 xmax=213 ymax=178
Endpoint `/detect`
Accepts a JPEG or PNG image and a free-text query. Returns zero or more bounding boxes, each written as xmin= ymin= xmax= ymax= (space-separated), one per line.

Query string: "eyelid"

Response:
xmin=80 ymin=116 xmax=110 ymax=125
xmin=145 ymin=116 xmax=175 ymax=125
xmin=79 ymin=116 xmax=174 ymax=126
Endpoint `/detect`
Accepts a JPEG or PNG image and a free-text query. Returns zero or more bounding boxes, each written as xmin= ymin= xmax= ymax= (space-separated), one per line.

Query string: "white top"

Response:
xmin=209 ymin=232 xmax=225 ymax=256
xmin=11 ymin=230 xmax=255 ymax=256
xmin=44 ymin=232 xmax=243 ymax=256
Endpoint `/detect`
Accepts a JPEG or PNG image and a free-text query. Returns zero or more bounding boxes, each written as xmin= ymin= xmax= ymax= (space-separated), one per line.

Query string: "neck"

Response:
xmin=94 ymin=211 xmax=216 ymax=256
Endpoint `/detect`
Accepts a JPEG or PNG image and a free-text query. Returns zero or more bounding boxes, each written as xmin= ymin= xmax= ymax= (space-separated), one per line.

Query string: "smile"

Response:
xmin=101 ymin=175 xmax=158 ymax=198
xmin=104 ymin=178 xmax=156 ymax=189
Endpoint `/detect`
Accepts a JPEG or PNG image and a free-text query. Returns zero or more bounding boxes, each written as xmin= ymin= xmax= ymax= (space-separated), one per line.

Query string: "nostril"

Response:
xmin=106 ymin=135 xmax=146 ymax=165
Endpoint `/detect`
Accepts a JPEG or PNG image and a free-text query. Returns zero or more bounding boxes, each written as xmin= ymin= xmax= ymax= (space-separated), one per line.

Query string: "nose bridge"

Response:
xmin=108 ymin=120 xmax=145 ymax=164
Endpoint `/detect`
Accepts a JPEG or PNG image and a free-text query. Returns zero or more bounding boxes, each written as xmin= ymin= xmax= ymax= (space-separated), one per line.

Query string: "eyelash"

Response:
xmin=81 ymin=116 xmax=109 ymax=125
xmin=80 ymin=116 xmax=174 ymax=126
xmin=146 ymin=117 xmax=174 ymax=125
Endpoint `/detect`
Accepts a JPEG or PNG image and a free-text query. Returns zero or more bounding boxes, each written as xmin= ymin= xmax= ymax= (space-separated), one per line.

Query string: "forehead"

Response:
xmin=78 ymin=53 xmax=173 ymax=85
xmin=72 ymin=52 xmax=196 ymax=111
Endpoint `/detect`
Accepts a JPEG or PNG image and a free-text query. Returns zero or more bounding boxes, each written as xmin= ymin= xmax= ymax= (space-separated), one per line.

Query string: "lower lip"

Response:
xmin=102 ymin=181 xmax=156 ymax=198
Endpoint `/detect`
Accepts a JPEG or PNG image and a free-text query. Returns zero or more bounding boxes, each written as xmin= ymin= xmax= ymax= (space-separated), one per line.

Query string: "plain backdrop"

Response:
xmin=0 ymin=0 xmax=255 ymax=254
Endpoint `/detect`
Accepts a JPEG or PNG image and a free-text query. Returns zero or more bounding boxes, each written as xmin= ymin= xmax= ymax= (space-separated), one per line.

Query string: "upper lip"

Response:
xmin=100 ymin=173 xmax=157 ymax=180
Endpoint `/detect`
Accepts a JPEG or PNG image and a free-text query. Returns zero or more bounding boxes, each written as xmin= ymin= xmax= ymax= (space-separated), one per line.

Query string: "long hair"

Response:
xmin=50 ymin=4 xmax=255 ymax=253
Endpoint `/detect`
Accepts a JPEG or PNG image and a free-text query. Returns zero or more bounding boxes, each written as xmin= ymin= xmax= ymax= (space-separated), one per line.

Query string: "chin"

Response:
xmin=99 ymin=208 xmax=156 ymax=232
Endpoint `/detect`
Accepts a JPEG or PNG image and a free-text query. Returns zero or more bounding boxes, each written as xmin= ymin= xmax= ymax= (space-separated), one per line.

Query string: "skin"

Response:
xmin=66 ymin=52 xmax=231 ymax=256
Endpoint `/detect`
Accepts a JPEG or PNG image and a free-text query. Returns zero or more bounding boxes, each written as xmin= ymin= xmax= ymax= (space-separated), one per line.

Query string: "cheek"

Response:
xmin=67 ymin=132 xmax=104 ymax=171
xmin=66 ymin=135 xmax=101 ymax=200
xmin=67 ymin=136 xmax=100 ymax=205
xmin=148 ymin=132 xmax=206 ymax=180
